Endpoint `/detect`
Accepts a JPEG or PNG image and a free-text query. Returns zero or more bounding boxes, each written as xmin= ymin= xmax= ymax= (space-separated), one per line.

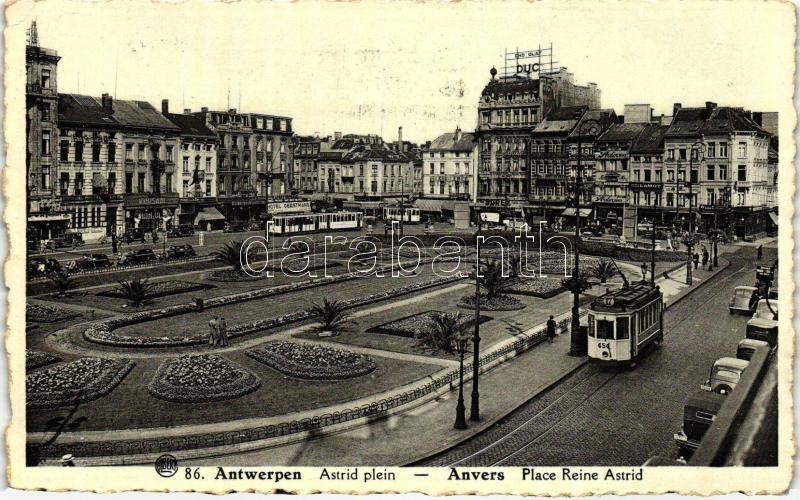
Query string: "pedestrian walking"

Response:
xmin=640 ymin=262 xmax=648 ymax=281
xmin=208 ymin=316 xmax=219 ymax=346
xmin=692 ymin=252 xmax=699 ymax=270
xmin=757 ymin=244 xmax=763 ymax=261
xmin=701 ymin=248 xmax=709 ymax=267
xmin=218 ymin=317 xmax=229 ymax=347
xmin=546 ymin=315 xmax=557 ymax=344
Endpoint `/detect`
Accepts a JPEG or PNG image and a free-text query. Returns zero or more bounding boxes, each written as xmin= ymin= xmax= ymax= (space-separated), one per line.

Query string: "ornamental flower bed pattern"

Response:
xmin=96 ymin=280 xmax=215 ymax=300
xmin=508 ymin=278 xmax=566 ymax=298
xmin=246 ymin=341 xmax=376 ymax=380
xmin=458 ymin=294 xmax=527 ymax=311
xmin=83 ymin=274 xmax=465 ymax=348
xmin=26 ymin=350 xmax=61 ymax=371
xmin=26 ymin=357 xmax=134 ymax=409
xmin=368 ymin=310 xmax=491 ymax=338
xmin=148 ymin=354 xmax=260 ymax=403
xmin=26 ymin=303 xmax=81 ymax=323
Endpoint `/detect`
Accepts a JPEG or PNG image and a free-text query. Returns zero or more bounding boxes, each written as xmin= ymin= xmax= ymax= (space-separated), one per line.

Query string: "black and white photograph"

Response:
xmin=3 ymin=0 xmax=795 ymax=495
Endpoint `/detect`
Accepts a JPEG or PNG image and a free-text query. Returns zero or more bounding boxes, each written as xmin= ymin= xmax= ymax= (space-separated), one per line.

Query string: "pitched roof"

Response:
xmin=342 ymin=144 xmax=409 ymax=163
xmin=667 ymin=105 xmax=771 ymax=138
xmin=630 ymin=124 xmax=669 ymax=154
xmin=481 ymin=75 xmax=540 ymax=97
xmin=428 ymin=131 xmax=474 ymax=152
xmin=596 ymin=122 xmax=648 ymax=143
xmin=165 ymin=113 xmax=217 ymax=139
xmin=567 ymin=109 xmax=618 ymax=139
xmin=534 ymin=106 xmax=588 ymax=135
xmin=58 ymin=94 xmax=179 ymax=131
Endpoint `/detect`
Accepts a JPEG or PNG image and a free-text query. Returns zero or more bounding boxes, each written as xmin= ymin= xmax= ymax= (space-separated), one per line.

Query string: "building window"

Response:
xmin=206 ymin=158 xmax=211 ymax=170
xmin=195 ymin=157 xmax=201 ymax=171
xmin=737 ymin=142 xmax=747 ymax=158
xmin=74 ymin=173 xmax=84 ymax=195
xmin=719 ymin=165 xmax=728 ymax=180
xmin=706 ymin=165 xmax=715 ymax=181
xmin=107 ymin=172 xmax=116 ymax=194
xmin=206 ymin=180 xmax=212 ymax=196
xmin=166 ymin=146 xmax=174 ymax=162
xmin=182 ymin=157 xmax=189 ymax=172
xmin=41 ymin=69 xmax=51 ymax=89
xmin=59 ymin=140 xmax=69 ymax=161
xmin=138 ymin=144 xmax=146 ymax=161
xmin=125 ymin=173 xmax=133 ymax=194
xmin=707 ymin=142 xmax=715 ymax=158
xmin=737 ymin=165 xmax=747 ymax=181
xmin=40 ymin=166 xmax=50 ymax=190
xmin=183 ymin=180 xmax=189 ymax=197
xmin=125 ymin=144 xmax=133 ymax=161
xmin=59 ymin=173 xmax=69 ymax=195
xmin=41 ymin=131 xmax=51 ymax=156
xmin=678 ymin=148 xmax=687 ymax=161
xmin=41 ymin=104 xmax=50 ymax=122
xmin=137 ymin=173 xmax=145 ymax=193
xmin=108 ymin=143 xmax=116 ymax=163
xmin=92 ymin=143 xmax=101 ymax=162
xmin=719 ymin=142 xmax=728 ymax=158
xmin=166 ymin=173 xmax=173 ymax=193
xmin=667 ymin=149 xmax=674 ymax=160
xmin=74 ymin=140 xmax=83 ymax=162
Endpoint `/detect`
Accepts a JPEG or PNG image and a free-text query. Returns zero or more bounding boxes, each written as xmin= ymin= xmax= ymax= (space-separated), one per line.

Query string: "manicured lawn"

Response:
xmin=26 ymin=350 xmax=442 ymax=432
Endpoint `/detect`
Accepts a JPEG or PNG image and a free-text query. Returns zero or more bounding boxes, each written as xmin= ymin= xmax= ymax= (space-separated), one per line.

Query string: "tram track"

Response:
xmin=419 ymin=253 xmax=751 ymax=467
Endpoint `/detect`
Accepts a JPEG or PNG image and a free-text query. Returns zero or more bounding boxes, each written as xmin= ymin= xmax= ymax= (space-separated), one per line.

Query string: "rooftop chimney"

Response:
xmin=201 ymin=107 xmax=208 ymax=113
xmin=705 ymin=101 xmax=717 ymax=117
xmin=183 ymin=108 xmax=191 ymax=114
xmin=161 ymin=99 xmax=169 ymax=114
xmin=398 ymin=126 xmax=403 ymax=146
xmin=229 ymin=108 xmax=237 ymax=115
xmin=101 ymin=93 xmax=113 ymax=112
xmin=672 ymin=102 xmax=682 ymax=116
xmin=454 ymin=126 xmax=462 ymax=141
xmin=334 ymin=131 xmax=342 ymax=141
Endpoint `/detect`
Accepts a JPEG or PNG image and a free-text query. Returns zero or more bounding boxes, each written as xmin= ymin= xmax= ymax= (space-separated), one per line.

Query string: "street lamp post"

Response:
xmin=470 ymin=207 xmax=482 ymax=421
xmin=454 ymin=334 xmax=469 ymax=430
xmin=261 ymin=172 xmax=273 ymax=240
xmin=684 ymin=141 xmax=705 ymax=285
xmin=650 ymin=217 xmax=656 ymax=285
xmin=569 ymin=118 xmax=600 ymax=357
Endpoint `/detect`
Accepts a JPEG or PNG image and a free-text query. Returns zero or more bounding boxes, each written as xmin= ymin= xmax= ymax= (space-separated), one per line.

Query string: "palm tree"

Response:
xmin=48 ymin=269 xmax=77 ymax=297
xmin=117 ymin=278 xmax=155 ymax=307
xmin=417 ymin=311 xmax=467 ymax=354
xmin=309 ymin=299 xmax=357 ymax=335
xmin=562 ymin=271 xmax=592 ymax=294
xmin=213 ymin=240 xmax=248 ymax=273
xmin=478 ymin=259 xmax=518 ymax=299
xmin=592 ymin=260 xmax=617 ymax=284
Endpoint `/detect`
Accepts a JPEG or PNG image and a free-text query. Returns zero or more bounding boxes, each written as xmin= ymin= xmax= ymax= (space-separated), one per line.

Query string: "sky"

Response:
xmin=12 ymin=0 xmax=795 ymax=144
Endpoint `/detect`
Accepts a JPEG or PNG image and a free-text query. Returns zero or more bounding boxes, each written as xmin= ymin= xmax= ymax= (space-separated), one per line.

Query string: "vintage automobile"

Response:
xmin=728 ymin=286 xmax=759 ymax=315
xmin=118 ymin=248 xmax=157 ymax=265
xmin=166 ymin=225 xmax=195 ymax=238
xmin=67 ymin=253 xmax=112 ymax=271
xmin=223 ymin=223 xmax=247 ymax=233
xmin=736 ymin=338 xmax=770 ymax=361
xmin=700 ymin=357 xmax=749 ymax=395
xmin=746 ymin=299 xmax=778 ymax=347
xmin=43 ymin=233 xmax=85 ymax=250
xmin=674 ymin=390 xmax=727 ymax=460
xmin=120 ymin=228 xmax=146 ymax=244
xmin=165 ymin=244 xmax=196 ymax=259
xmin=28 ymin=257 xmax=62 ymax=277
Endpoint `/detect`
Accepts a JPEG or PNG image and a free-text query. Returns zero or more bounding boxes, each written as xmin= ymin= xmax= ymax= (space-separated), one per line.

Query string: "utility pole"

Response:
xmin=470 ymin=205 xmax=482 ymax=421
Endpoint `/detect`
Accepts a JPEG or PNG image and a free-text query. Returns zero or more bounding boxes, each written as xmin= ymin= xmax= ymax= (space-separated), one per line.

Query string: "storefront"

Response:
xmin=560 ymin=207 xmax=593 ymax=228
xmin=123 ymin=193 xmax=179 ymax=233
xmin=27 ymin=212 xmax=71 ymax=242
xmin=194 ymin=206 xmax=227 ymax=231
xmin=218 ymin=197 xmax=265 ymax=225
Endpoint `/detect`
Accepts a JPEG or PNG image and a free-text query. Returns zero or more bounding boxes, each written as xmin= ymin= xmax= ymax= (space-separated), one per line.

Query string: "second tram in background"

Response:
xmin=383 ymin=206 xmax=421 ymax=224
xmin=585 ymin=282 xmax=665 ymax=367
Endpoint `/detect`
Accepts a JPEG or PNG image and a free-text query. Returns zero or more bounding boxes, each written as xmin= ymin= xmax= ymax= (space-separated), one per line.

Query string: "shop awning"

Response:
xmin=28 ymin=214 xmax=71 ymax=223
xmin=561 ymin=208 xmax=593 ymax=217
xmin=768 ymin=212 xmax=778 ymax=225
xmin=194 ymin=207 xmax=226 ymax=225
xmin=414 ymin=199 xmax=444 ymax=212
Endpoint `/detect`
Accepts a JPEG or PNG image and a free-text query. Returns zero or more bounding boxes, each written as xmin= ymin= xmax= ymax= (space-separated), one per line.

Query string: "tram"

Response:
xmin=383 ymin=206 xmax=421 ymax=224
xmin=269 ymin=211 xmax=363 ymax=235
xmin=585 ymin=282 xmax=664 ymax=366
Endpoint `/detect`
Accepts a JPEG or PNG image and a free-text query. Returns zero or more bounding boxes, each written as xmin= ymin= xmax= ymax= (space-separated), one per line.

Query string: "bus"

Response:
xmin=383 ymin=206 xmax=421 ymax=224
xmin=269 ymin=211 xmax=363 ymax=235
xmin=585 ymin=282 xmax=664 ymax=366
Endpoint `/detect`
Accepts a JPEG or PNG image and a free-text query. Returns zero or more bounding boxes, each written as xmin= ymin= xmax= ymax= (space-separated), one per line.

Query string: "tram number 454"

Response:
xmin=597 ymin=342 xmax=610 ymax=349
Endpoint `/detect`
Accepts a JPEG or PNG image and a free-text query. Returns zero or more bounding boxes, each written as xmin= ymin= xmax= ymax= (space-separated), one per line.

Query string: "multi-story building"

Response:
xmin=192 ymin=108 xmax=294 ymax=224
xmin=387 ymin=127 xmax=425 ymax=198
xmin=592 ymin=122 xmax=649 ymax=222
xmin=529 ymin=106 xmax=588 ymax=222
xmin=293 ymin=135 xmax=331 ymax=195
xmin=57 ymin=93 xmax=182 ymax=238
xmin=26 ymin=24 xmax=69 ymax=242
xmin=163 ymin=101 xmax=221 ymax=228
xmin=665 ymin=102 xmax=775 ymax=240
xmin=473 ymin=66 xmax=601 ymax=222
xmin=628 ymin=124 xmax=670 ymax=224
xmin=415 ymin=127 xmax=473 ymax=220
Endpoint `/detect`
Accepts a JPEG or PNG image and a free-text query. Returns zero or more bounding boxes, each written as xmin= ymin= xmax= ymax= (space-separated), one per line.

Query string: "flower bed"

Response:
xmin=26 ymin=303 xmax=81 ymax=323
xmin=96 ymin=280 xmax=216 ymax=299
xmin=458 ymin=294 xmax=526 ymax=311
xmin=246 ymin=341 xmax=375 ymax=380
xmin=508 ymin=278 xmax=566 ymax=298
xmin=26 ymin=350 xmax=61 ymax=371
xmin=367 ymin=310 xmax=491 ymax=338
xmin=84 ymin=274 xmax=466 ymax=347
xmin=205 ymin=269 xmax=266 ymax=282
xmin=26 ymin=357 xmax=134 ymax=409
xmin=148 ymin=354 xmax=260 ymax=403
xmin=271 ymin=260 xmax=341 ymax=274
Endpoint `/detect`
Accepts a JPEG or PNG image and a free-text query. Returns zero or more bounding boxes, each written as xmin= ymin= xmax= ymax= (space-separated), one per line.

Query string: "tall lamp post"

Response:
xmin=454 ymin=333 xmax=470 ymax=430
xmin=684 ymin=141 xmax=705 ymax=285
xmin=569 ymin=118 xmax=601 ymax=357
xmin=470 ymin=206 xmax=482 ymax=421
xmin=260 ymin=171 xmax=273 ymax=240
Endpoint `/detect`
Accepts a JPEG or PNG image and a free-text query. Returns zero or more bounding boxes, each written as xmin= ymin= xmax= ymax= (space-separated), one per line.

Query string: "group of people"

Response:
xmin=691 ymin=246 xmax=711 ymax=270
xmin=208 ymin=316 xmax=229 ymax=347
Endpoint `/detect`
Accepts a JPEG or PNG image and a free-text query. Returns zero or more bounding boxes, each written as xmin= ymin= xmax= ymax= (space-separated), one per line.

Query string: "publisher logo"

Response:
xmin=155 ymin=454 xmax=178 ymax=478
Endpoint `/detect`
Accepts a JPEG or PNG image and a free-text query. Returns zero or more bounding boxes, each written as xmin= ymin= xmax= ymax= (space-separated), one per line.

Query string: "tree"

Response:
xmin=591 ymin=260 xmax=617 ymax=284
xmin=117 ymin=278 xmax=155 ymax=307
xmin=477 ymin=258 xmax=518 ymax=299
xmin=417 ymin=311 xmax=467 ymax=354
xmin=562 ymin=272 xmax=593 ymax=294
xmin=48 ymin=269 xmax=77 ymax=297
xmin=309 ymin=299 xmax=357 ymax=335
xmin=213 ymin=240 xmax=250 ymax=273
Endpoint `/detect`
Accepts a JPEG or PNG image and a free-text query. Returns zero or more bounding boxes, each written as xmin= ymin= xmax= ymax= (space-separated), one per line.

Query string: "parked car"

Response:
xmin=43 ymin=233 xmax=84 ymax=250
xmin=165 ymin=244 xmax=196 ymax=259
xmin=67 ymin=253 xmax=112 ymax=271
xmin=247 ymin=221 xmax=262 ymax=231
xmin=167 ymin=225 xmax=195 ymax=238
xmin=28 ymin=257 xmax=62 ymax=277
xmin=729 ymin=286 xmax=759 ymax=315
xmin=746 ymin=299 xmax=778 ymax=347
xmin=736 ymin=338 xmax=770 ymax=361
xmin=673 ymin=390 xmax=727 ymax=460
xmin=118 ymin=248 xmax=157 ymax=265
xmin=120 ymin=228 xmax=146 ymax=244
xmin=224 ymin=223 xmax=246 ymax=233
xmin=700 ymin=357 xmax=749 ymax=395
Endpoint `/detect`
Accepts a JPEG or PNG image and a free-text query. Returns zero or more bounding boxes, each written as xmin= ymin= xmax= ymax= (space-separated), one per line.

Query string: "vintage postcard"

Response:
xmin=4 ymin=0 xmax=796 ymax=494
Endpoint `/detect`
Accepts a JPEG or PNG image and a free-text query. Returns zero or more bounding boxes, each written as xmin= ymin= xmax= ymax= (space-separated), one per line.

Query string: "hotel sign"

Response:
xmin=268 ymin=201 xmax=311 ymax=214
